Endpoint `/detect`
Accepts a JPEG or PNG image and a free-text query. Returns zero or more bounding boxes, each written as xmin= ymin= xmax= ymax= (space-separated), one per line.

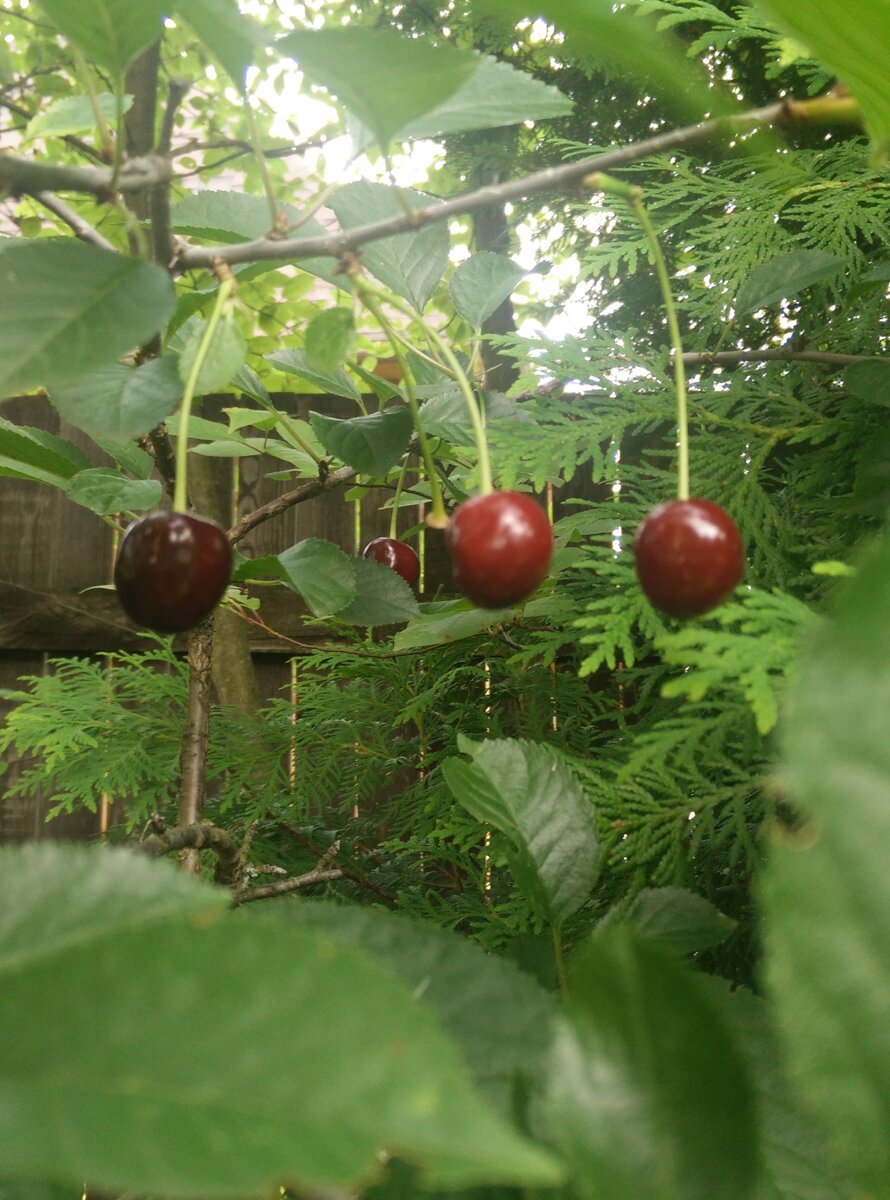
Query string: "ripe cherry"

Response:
xmin=362 ymin=537 xmax=420 ymax=589
xmin=633 ymin=498 xmax=744 ymax=619
xmin=445 ymin=491 xmax=553 ymax=608
xmin=114 ymin=510 xmax=233 ymax=634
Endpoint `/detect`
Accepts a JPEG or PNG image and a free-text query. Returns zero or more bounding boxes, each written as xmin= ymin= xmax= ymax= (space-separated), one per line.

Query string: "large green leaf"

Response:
xmin=761 ymin=529 xmax=890 ymax=1195
xmin=540 ymin=932 xmax=759 ymax=1200
xmin=310 ymin=407 xmax=413 ymax=477
xmin=305 ymin=306 xmax=357 ymax=374
xmin=0 ymin=416 xmax=90 ymax=487
xmin=442 ymin=736 xmax=599 ymax=925
xmin=24 ymin=93 xmax=132 ymax=141
xmin=175 ymin=0 xmax=266 ymax=83
xmin=171 ymin=191 xmax=303 ymax=244
xmin=176 ymin=311 xmax=246 ymax=394
xmin=450 ymin=252 xmax=527 ymax=330
xmin=0 ymin=241 xmax=176 ymax=399
xmin=0 ymin=846 xmax=562 ymax=1198
xmin=736 ymin=250 xmax=845 ymax=313
xmin=755 ymin=0 xmax=890 ymax=152
xmin=65 ymin=468 xmax=162 ymax=515
xmin=335 ymin=556 xmax=421 ymax=627
xmin=277 ymin=26 xmax=479 ymax=149
xmin=235 ymin=537 xmax=357 ymax=617
xmin=36 ymin=0 xmax=168 ymax=74
xmin=393 ymin=600 xmax=517 ymax=650
xmin=277 ymin=900 xmax=557 ymax=1114
xmin=600 ymin=886 xmax=737 ymax=956
xmin=49 ymin=357 xmax=182 ymax=442
xmin=265 ymin=347 xmax=362 ymax=401
xmin=329 ymin=182 xmax=450 ymax=313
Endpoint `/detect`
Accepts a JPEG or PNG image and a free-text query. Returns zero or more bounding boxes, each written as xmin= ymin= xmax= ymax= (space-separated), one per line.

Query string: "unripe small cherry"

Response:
xmin=362 ymin=537 xmax=420 ymax=589
xmin=633 ymin=498 xmax=744 ymax=619
xmin=445 ymin=491 xmax=553 ymax=609
xmin=114 ymin=510 xmax=233 ymax=634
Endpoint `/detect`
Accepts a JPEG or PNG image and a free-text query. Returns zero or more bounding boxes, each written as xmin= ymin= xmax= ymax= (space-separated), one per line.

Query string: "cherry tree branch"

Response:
xmin=236 ymin=866 xmax=345 ymax=904
xmin=0 ymin=151 xmax=172 ymax=197
xmin=228 ymin=461 xmax=359 ymax=545
xmin=32 ymin=191 xmax=115 ymax=249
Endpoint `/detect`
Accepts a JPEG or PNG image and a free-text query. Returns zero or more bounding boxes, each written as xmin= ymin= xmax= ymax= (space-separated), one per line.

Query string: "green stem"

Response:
xmin=242 ymin=88 xmax=279 ymax=230
xmin=174 ymin=278 xmax=235 ymax=513
xmin=586 ymin=172 xmax=689 ymax=502
xmin=73 ymin=50 xmax=114 ymax=158
xmin=109 ymin=80 xmax=125 ymax=193
xmin=249 ymin=391 xmax=323 ymax=465
xmin=388 ymin=459 xmax=410 ymax=539
xmin=353 ymin=278 xmax=448 ymax=526
xmin=552 ymin=924 xmax=568 ymax=997
xmin=630 ymin=194 xmax=689 ymax=502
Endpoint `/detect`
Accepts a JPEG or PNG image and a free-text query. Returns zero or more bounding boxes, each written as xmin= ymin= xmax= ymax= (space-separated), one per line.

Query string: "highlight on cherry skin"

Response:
xmin=633 ymin=497 xmax=744 ymax=620
xmin=445 ymin=490 xmax=554 ymax=609
xmin=361 ymin=537 xmax=421 ymax=589
xmin=114 ymin=510 xmax=234 ymax=635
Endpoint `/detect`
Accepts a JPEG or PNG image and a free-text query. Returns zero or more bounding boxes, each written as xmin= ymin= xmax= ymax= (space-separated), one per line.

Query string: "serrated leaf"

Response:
xmin=736 ymin=250 xmax=845 ymax=313
xmin=450 ymin=252 xmax=527 ymax=330
xmin=50 ymin=356 xmax=182 ymax=442
xmin=305 ymin=307 xmax=357 ymax=374
xmin=600 ymin=887 xmax=736 ymax=956
xmin=275 ymin=900 xmax=556 ymax=1115
xmin=329 ymin=182 xmax=449 ymax=313
xmin=0 ymin=241 xmax=176 ymax=399
xmin=393 ymin=600 xmax=515 ymax=650
xmin=540 ymin=931 xmax=758 ymax=1200
xmin=761 ymin=528 xmax=890 ymax=1195
xmin=265 ymin=347 xmax=361 ymax=401
xmin=442 ymin=737 xmax=599 ymax=925
xmin=235 ymin=538 xmax=357 ymax=617
xmin=0 ymin=845 xmax=562 ymax=1198
xmin=36 ymin=0 xmax=168 ymax=74
xmin=336 ymin=556 xmax=421 ymax=627
xmin=177 ymin=311 xmax=246 ymax=394
xmin=175 ymin=0 xmax=266 ymax=83
xmin=171 ymin=191 xmax=300 ymax=244
xmin=353 ymin=53 xmax=573 ymax=144
xmin=0 ymin=416 xmax=90 ymax=487
xmin=277 ymin=27 xmax=478 ymax=148
xmin=310 ymin=407 xmax=413 ymax=477
xmin=91 ymin=436 xmax=155 ymax=480
xmin=24 ymin=93 xmax=133 ymax=141
xmin=64 ymin=468 xmax=161 ymax=515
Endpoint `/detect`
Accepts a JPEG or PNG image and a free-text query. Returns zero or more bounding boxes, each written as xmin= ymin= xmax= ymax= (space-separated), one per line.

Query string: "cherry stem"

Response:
xmin=351 ymin=273 xmax=449 ymax=527
xmin=173 ymin=276 xmax=235 ymax=514
xmin=388 ymin=458 xmax=409 ymax=539
xmin=242 ymin=86 xmax=279 ymax=231
xmin=585 ymin=172 xmax=689 ymax=503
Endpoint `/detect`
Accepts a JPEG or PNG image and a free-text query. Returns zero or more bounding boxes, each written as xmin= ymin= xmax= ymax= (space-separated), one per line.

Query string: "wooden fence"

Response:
xmin=0 ymin=392 xmax=596 ymax=844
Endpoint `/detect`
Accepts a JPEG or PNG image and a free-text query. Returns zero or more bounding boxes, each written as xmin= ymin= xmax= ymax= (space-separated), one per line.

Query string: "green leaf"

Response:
xmin=24 ymin=93 xmax=133 ymax=141
xmin=175 ymin=0 xmax=266 ymax=83
xmin=0 ymin=241 xmax=176 ymax=399
xmin=265 ymin=347 xmax=361 ymax=401
xmin=0 ymin=416 xmax=90 ymax=487
xmin=761 ymin=528 xmax=890 ymax=1195
xmin=65 ymin=468 xmax=162 ymax=516
xmin=756 ymin=0 xmax=890 ymax=153
xmin=92 ymin=436 xmax=155 ymax=480
xmin=354 ymin=53 xmax=573 ymax=144
xmin=0 ymin=845 xmax=562 ymax=1198
xmin=449 ymin=252 xmax=527 ymax=330
xmin=329 ymin=182 xmax=450 ymax=313
xmin=335 ymin=556 xmax=421 ymax=627
xmin=235 ymin=538 xmax=357 ymax=617
xmin=442 ymin=737 xmax=599 ymax=925
xmin=171 ymin=190 xmax=297 ymax=244
xmin=305 ymin=307 xmax=357 ymax=374
xmin=277 ymin=27 xmax=479 ymax=149
xmin=736 ymin=250 xmax=845 ymax=313
xmin=49 ymin=357 xmax=182 ymax=442
xmin=844 ymin=359 xmax=890 ymax=407
xmin=310 ymin=407 xmax=413 ymax=477
xmin=177 ymin=311 xmax=246 ymax=394
xmin=541 ymin=931 xmax=759 ymax=1200
xmin=36 ymin=0 xmax=168 ymax=74
xmin=601 ymin=886 xmax=737 ymax=956
xmin=393 ymin=600 xmax=516 ymax=650
xmin=275 ymin=900 xmax=557 ymax=1115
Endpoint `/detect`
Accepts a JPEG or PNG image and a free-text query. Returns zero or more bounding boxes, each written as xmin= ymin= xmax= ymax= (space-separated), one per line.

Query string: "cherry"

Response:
xmin=362 ymin=537 xmax=420 ymax=589
xmin=445 ymin=491 xmax=553 ymax=608
xmin=633 ymin=498 xmax=744 ymax=619
xmin=114 ymin=510 xmax=233 ymax=634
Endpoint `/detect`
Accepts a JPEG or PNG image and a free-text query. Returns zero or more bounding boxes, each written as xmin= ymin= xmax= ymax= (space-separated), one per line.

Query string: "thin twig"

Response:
xmin=682 ymin=349 xmax=884 ymax=367
xmin=32 ymin=191 xmax=115 ymax=249
xmin=236 ymin=867 xmax=345 ymax=904
xmin=228 ymin=462 xmax=358 ymax=545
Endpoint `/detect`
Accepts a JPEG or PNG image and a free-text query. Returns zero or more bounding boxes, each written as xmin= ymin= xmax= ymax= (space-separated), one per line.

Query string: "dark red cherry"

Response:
xmin=362 ymin=537 xmax=420 ymax=589
xmin=445 ymin=491 xmax=553 ymax=609
xmin=633 ymin=498 xmax=744 ymax=619
xmin=114 ymin=510 xmax=233 ymax=634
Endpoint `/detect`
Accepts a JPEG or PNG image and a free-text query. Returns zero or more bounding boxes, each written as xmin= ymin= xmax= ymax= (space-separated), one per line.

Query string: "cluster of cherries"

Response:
xmin=114 ymin=491 xmax=743 ymax=634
